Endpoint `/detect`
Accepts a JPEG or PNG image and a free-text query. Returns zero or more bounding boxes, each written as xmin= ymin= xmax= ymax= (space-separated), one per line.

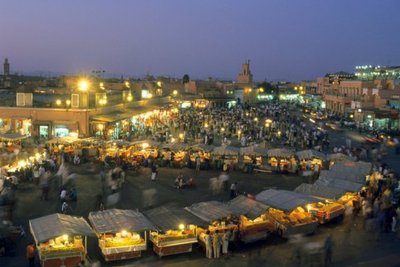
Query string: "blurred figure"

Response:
xmin=324 ymin=235 xmax=334 ymax=267
xmin=230 ymin=182 xmax=237 ymax=199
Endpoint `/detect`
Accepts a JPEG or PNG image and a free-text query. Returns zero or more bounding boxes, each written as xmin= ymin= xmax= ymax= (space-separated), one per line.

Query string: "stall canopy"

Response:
xmin=162 ymin=142 xmax=188 ymax=151
xmin=326 ymin=153 xmax=355 ymax=162
xmin=88 ymin=209 xmax=155 ymax=233
xmin=226 ymin=195 xmax=270 ymax=220
xmin=296 ymin=150 xmax=326 ymax=161
xmin=184 ymin=201 xmax=232 ymax=223
xmin=190 ymin=144 xmax=215 ymax=152
xmin=294 ymin=183 xmax=347 ymax=200
xmin=315 ymin=174 xmax=364 ymax=193
xmin=46 ymin=136 xmax=79 ymax=145
xmin=130 ymin=139 xmax=160 ymax=148
xmin=267 ymin=148 xmax=295 ymax=158
xmin=144 ymin=204 xmax=207 ymax=231
xmin=239 ymin=146 xmax=268 ymax=156
xmin=213 ymin=145 xmax=240 ymax=156
xmin=324 ymin=161 xmax=371 ymax=184
xmin=29 ymin=213 xmax=95 ymax=244
xmin=256 ymin=189 xmax=320 ymax=212
xmin=0 ymin=133 xmax=30 ymax=141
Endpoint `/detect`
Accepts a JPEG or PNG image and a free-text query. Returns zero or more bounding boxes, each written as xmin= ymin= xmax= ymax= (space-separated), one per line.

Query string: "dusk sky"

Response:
xmin=1 ymin=0 xmax=400 ymax=82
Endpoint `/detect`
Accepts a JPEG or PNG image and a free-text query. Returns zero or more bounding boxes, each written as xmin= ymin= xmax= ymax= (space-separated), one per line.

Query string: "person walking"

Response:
xmin=26 ymin=242 xmax=35 ymax=267
xmin=324 ymin=234 xmax=334 ymax=267
xmin=204 ymin=230 xmax=213 ymax=259
xmin=61 ymin=201 xmax=69 ymax=214
xmin=230 ymin=182 xmax=237 ymax=200
xmin=151 ymin=164 xmax=158 ymax=181
xmin=195 ymin=155 xmax=201 ymax=173
xmin=212 ymin=230 xmax=222 ymax=259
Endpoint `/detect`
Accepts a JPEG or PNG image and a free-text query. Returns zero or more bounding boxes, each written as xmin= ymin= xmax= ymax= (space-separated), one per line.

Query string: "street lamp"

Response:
xmin=78 ymin=79 xmax=89 ymax=92
xmin=56 ymin=99 xmax=61 ymax=106
xmin=172 ymin=90 xmax=178 ymax=96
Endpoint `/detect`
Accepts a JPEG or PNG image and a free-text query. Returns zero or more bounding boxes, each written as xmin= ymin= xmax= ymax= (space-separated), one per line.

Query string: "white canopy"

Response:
xmin=29 ymin=213 xmax=94 ymax=244
xmin=190 ymin=144 xmax=215 ymax=152
xmin=130 ymin=139 xmax=160 ymax=148
xmin=256 ymin=189 xmax=320 ymax=212
xmin=315 ymin=174 xmax=364 ymax=193
xmin=326 ymin=153 xmax=355 ymax=162
xmin=226 ymin=195 xmax=270 ymax=220
xmin=240 ymin=146 xmax=268 ymax=156
xmin=184 ymin=201 xmax=232 ymax=223
xmin=267 ymin=148 xmax=295 ymax=158
xmin=88 ymin=209 xmax=155 ymax=234
xmin=296 ymin=150 xmax=326 ymax=161
xmin=213 ymin=145 xmax=240 ymax=156
xmin=325 ymin=161 xmax=371 ymax=184
xmin=162 ymin=142 xmax=189 ymax=151
xmin=294 ymin=183 xmax=347 ymax=200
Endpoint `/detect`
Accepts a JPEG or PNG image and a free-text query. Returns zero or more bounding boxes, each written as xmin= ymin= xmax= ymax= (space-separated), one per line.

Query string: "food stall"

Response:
xmin=29 ymin=213 xmax=94 ymax=267
xmin=129 ymin=140 xmax=160 ymax=160
xmin=256 ymin=189 xmax=319 ymax=238
xmin=184 ymin=201 xmax=238 ymax=248
xmin=144 ymin=205 xmax=205 ymax=257
xmin=295 ymin=183 xmax=359 ymax=207
xmin=161 ymin=143 xmax=188 ymax=168
xmin=239 ymin=146 xmax=268 ymax=171
xmin=296 ymin=150 xmax=326 ymax=174
xmin=212 ymin=145 xmax=240 ymax=170
xmin=188 ymin=144 xmax=214 ymax=170
xmin=88 ymin=209 xmax=154 ymax=261
xmin=226 ymin=195 xmax=275 ymax=243
xmin=326 ymin=153 xmax=355 ymax=169
xmin=267 ymin=148 xmax=296 ymax=173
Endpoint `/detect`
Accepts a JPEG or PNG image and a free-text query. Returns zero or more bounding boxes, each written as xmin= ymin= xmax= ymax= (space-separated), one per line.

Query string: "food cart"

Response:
xmin=296 ymin=150 xmax=326 ymax=174
xmin=144 ymin=205 xmax=205 ymax=257
xmin=267 ymin=148 xmax=296 ymax=173
xmin=88 ymin=209 xmax=154 ymax=261
xmin=226 ymin=195 xmax=275 ymax=243
xmin=184 ymin=201 xmax=238 ymax=248
xmin=29 ymin=213 xmax=94 ymax=267
xmin=256 ymin=189 xmax=319 ymax=238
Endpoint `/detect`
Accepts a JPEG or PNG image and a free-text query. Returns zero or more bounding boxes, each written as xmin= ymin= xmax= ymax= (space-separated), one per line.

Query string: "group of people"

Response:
xmin=201 ymin=230 xmax=231 ymax=259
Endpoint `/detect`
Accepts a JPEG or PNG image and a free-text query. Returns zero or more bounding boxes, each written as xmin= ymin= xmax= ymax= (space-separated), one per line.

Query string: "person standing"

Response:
xmin=222 ymin=231 xmax=230 ymax=255
xmin=212 ymin=230 xmax=221 ymax=258
xmin=195 ymin=156 xmax=201 ymax=173
xmin=230 ymin=182 xmax=237 ymax=199
xmin=61 ymin=201 xmax=69 ymax=214
xmin=204 ymin=230 xmax=213 ymax=259
xmin=26 ymin=242 xmax=35 ymax=267
xmin=324 ymin=234 xmax=334 ymax=267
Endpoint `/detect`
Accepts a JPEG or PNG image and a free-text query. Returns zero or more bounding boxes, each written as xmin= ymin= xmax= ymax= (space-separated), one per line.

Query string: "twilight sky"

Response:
xmin=1 ymin=0 xmax=399 ymax=82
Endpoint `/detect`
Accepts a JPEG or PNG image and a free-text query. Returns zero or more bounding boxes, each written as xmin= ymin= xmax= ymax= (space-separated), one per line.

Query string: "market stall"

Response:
xmin=212 ymin=145 xmax=240 ymax=170
xmin=188 ymin=144 xmax=214 ymax=170
xmin=184 ymin=201 xmax=238 ymax=248
xmin=295 ymin=183 xmax=360 ymax=207
xmin=267 ymin=148 xmax=296 ymax=173
xmin=226 ymin=195 xmax=274 ymax=243
xmin=326 ymin=153 xmax=356 ymax=169
xmin=239 ymin=146 xmax=268 ymax=172
xmin=144 ymin=205 xmax=205 ymax=257
xmin=256 ymin=189 xmax=319 ymax=238
xmin=128 ymin=140 xmax=160 ymax=165
xmin=88 ymin=209 xmax=154 ymax=261
xmin=160 ymin=143 xmax=188 ymax=168
xmin=29 ymin=213 xmax=94 ymax=267
xmin=296 ymin=150 xmax=326 ymax=174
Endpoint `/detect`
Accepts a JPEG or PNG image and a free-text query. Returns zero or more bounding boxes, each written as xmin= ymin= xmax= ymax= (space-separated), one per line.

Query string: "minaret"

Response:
xmin=237 ymin=60 xmax=253 ymax=84
xmin=4 ymin=58 xmax=10 ymax=76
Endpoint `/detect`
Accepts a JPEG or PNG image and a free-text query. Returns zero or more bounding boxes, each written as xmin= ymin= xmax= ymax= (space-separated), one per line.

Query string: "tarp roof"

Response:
xmin=326 ymin=153 xmax=355 ymax=162
xmin=29 ymin=213 xmax=94 ymax=243
xmin=315 ymin=175 xmax=364 ymax=192
xmin=190 ymin=144 xmax=215 ymax=152
xmin=184 ymin=201 xmax=232 ymax=223
xmin=130 ymin=139 xmax=160 ymax=147
xmin=88 ymin=209 xmax=155 ymax=233
xmin=0 ymin=133 xmax=30 ymax=141
xmin=213 ymin=145 xmax=240 ymax=156
xmin=267 ymin=148 xmax=295 ymax=158
xmin=294 ymin=183 xmax=347 ymax=200
xmin=161 ymin=142 xmax=189 ymax=151
xmin=240 ymin=146 xmax=268 ymax=156
xmin=256 ymin=189 xmax=320 ymax=212
xmin=226 ymin=195 xmax=270 ymax=220
xmin=46 ymin=136 xmax=79 ymax=145
xmin=296 ymin=150 xmax=326 ymax=161
xmin=144 ymin=204 xmax=207 ymax=231
xmin=323 ymin=161 xmax=371 ymax=184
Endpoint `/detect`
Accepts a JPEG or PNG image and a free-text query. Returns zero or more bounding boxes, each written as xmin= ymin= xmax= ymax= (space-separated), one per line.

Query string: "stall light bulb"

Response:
xmin=179 ymin=224 xmax=185 ymax=230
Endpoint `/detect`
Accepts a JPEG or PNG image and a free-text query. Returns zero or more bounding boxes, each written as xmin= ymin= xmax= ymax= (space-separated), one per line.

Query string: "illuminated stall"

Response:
xmin=88 ymin=209 xmax=154 ymax=261
xmin=160 ymin=143 xmax=188 ymax=168
xmin=188 ymin=144 xmax=214 ymax=170
xmin=296 ymin=149 xmax=326 ymax=174
xmin=212 ymin=145 xmax=240 ymax=170
xmin=240 ymin=146 xmax=268 ymax=172
xmin=184 ymin=201 xmax=238 ymax=248
xmin=267 ymin=148 xmax=296 ymax=172
xmin=29 ymin=213 xmax=94 ymax=267
xmin=144 ymin=205 xmax=205 ymax=257
xmin=256 ymin=189 xmax=319 ymax=238
xmin=129 ymin=140 xmax=160 ymax=163
xmin=226 ymin=195 xmax=274 ymax=243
